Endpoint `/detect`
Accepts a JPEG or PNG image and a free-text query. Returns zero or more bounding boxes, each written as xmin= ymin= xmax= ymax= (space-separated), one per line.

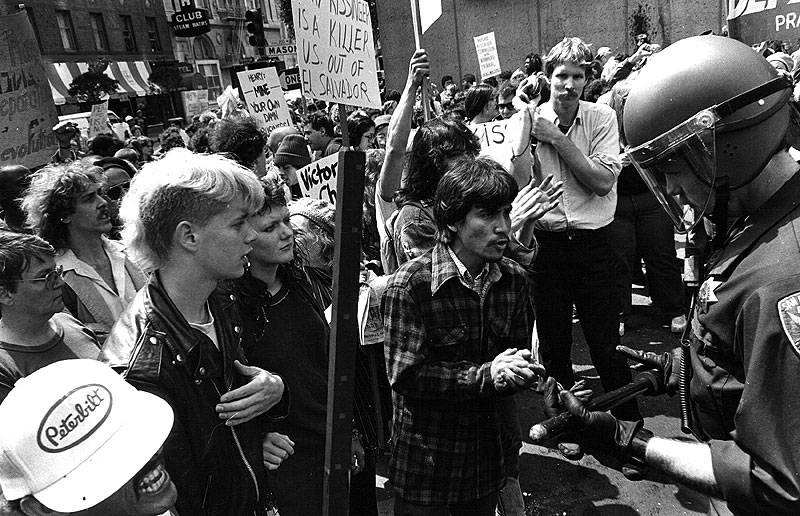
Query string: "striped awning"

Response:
xmin=46 ymin=61 xmax=153 ymax=105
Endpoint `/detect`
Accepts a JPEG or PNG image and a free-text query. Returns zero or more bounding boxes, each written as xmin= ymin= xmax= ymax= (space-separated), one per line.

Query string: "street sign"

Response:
xmin=279 ymin=67 xmax=301 ymax=91
xmin=266 ymin=43 xmax=297 ymax=57
xmin=171 ymin=0 xmax=211 ymax=38
xmin=728 ymin=0 xmax=800 ymax=44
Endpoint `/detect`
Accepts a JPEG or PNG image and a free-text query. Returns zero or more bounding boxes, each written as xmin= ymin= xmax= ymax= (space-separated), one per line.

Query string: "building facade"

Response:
xmin=164 ymin=0 xmax=295 ymax=102
xmin=13 ymin=0 xmax=175 ymax=118
xmin=377 ymin=0 xmax=727 ymax=91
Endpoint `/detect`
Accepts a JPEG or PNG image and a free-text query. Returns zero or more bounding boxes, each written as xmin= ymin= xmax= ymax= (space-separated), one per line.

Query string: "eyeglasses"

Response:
xmin=498 ymin=102 xmax=514 ymax=110
xmin=13 ymin=265 xmax=65 ymax=290
xmin=103 ymin=181 xmax=130 ymax=201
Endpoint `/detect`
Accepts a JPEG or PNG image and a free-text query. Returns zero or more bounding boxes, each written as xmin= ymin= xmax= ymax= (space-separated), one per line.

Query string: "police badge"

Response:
xmin=778 ymin=292 xmax=800 ymax=356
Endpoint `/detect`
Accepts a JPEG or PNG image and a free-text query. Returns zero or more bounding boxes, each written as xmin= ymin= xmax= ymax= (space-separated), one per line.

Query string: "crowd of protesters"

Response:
xmin=0 ymin=24 xmax=798 ymax=516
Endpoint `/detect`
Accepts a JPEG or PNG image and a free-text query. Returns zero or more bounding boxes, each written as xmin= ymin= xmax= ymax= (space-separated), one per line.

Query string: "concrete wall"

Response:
xmin=377 ymin=0 xmax=727 ymax=91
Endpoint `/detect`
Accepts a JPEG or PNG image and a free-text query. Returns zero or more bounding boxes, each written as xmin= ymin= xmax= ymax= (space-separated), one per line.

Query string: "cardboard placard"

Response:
xmin=470 ymin=119 xmax=514 ymax=166
xmin=0 ymin=11 xmax=59 ymax=168
xmin=181 ymin=89 xmax=209 ymax=120
xmin=473 ymin=31 xmax=501 ymax=80
xmin=88 ymin=101 xmax=110 ymax=139
xmin=236 ymin=67 xmax=293 ymax=133
xmin=296 ymin=153 xmax=338 ymax=204
xmin=291 ymin=0 xmax=381 ymax=108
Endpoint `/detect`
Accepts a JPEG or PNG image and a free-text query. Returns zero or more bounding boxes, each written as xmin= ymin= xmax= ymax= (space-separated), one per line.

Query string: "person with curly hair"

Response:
xmin=156 ymin=126 xmax=185 ymax=157
xmin=127 ymin=136 xmax=155 ymax=164
xmin=20 ymin=161 xmax=146 ymax=342
xmin=212 ymin=116 xmax=268 ymax=176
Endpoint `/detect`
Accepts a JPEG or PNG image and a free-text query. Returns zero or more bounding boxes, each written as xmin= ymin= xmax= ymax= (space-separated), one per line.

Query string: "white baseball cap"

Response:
xmin=0 ymin=359 xmax=174 ymax=512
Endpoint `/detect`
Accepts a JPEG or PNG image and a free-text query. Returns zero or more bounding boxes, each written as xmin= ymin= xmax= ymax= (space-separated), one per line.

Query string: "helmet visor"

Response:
xmin=626 ymin=109 xmax=718 ymax=233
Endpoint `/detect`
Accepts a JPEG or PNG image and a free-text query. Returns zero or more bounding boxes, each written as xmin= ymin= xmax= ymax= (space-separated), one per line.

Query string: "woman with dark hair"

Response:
xmin=384 ymin=118 xmax=481 ymax=270
xmin=126 ymin=136 xmax=154 ymax=164
xmin=229 ymin=180 xmax=379 ymax=516
xmin=347 ymin=112 xmax=377 ymax=151
xmin=465 ymin=83 xmax=499 ymax=124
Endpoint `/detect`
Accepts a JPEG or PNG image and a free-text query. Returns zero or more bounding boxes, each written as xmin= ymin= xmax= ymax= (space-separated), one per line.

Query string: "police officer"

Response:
xmin=552 ymin=35 xmax=800 ymax=515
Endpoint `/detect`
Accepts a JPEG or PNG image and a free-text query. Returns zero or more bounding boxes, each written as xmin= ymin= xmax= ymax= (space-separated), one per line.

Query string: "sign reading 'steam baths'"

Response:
xmin=290 ymin=0 xmax=381 ymax=109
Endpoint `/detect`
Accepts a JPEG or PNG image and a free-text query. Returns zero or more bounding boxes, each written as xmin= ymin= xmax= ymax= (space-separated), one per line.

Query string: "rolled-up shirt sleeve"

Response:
xmin=588 ymin=108 xmax=622 ymax=178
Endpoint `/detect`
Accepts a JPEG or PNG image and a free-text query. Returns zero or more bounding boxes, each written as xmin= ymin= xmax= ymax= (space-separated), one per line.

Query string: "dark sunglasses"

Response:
xmin=498 ymin=102 xmax=514 ymax=110
xmin=103 ymin=181 xmax=130 ymax=201
xmin=13 ymin=265 xmax=65 ymax=290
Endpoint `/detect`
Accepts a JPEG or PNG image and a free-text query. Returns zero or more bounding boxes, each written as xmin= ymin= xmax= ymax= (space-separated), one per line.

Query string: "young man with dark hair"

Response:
xmin=100 ymin=149 xmax=288 ymax=515
xmin=303 ymin=112 xmax=339 ymax=156
xmin=383 ymin=156 xmax=543 ymax=516
xmin=211 ymin=116 xmax=268 ymax=176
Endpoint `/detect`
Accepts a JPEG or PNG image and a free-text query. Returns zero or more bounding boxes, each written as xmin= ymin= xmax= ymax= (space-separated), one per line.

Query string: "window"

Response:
xmin=146 ymin=17 xmax=162 ymax=52
xmin=90 ymin=13 xmax=109 ymax=51
xmin=197 ymin=60 xmax=222 ymax=99
xmin=55 ymin=10 xmax=77 ymax=51
xmin=120 ymin=15 xmax=137 ymax=52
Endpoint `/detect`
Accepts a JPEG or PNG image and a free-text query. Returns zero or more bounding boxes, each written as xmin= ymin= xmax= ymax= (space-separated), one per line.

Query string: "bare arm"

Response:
xmin=645 ymin=438 xmax=721 ymax=497
xmin=378 ymin=49 xmax=430 ymax=202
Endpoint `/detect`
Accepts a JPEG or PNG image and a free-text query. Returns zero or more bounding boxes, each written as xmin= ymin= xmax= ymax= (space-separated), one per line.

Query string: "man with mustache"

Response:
xmin=383 ymin=157 xmax=543 ymax=516
xmin=529 ymin=37 xmax=641 ymax=459
xmin=21 ymin=161 xmax=147 ymax=344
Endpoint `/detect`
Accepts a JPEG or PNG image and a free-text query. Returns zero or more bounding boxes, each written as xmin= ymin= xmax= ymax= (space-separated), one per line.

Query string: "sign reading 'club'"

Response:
xmin=170 ymin=0 xmax=211 ymax=38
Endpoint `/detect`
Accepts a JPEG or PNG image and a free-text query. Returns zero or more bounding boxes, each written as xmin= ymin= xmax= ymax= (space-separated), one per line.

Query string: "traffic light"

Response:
xmin=245 ymin=8 xmax=265 ymax=47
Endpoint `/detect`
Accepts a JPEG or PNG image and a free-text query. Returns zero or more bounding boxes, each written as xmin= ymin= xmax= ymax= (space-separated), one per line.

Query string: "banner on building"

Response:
xmin=728 ymin=0 xmax=800 ymax=43
xmin=0 ymin=11 xmax=59 ymax=169
xmin=296 ymin=153 xmax=338 ymax=204
xmin=291 ymin=0 xmax=381 ymax=109
xmin=181 ymin=89 xmax=209 ymax=120
xmin=170 ymin=0 xmax=211 ymax=37
xmin=237 ymin=67 xmax=293 ymax=133
xmin=87 ymin=101 xmax=110 ymax=139
xmin=473 ymin=32 xmax=501 ymax=80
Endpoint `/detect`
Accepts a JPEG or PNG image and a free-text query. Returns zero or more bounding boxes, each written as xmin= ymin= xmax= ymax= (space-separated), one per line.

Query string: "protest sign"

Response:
xmin=291 ymin=0 xmax=381 ymax=109
xmin=87 ymin=101 xmax=110 ymax=139
xmin=0 ymin=11 xmax=59 ymax=168
xmin=237 ymin=67 xmax=293 ymax=133
xmin=181 ymin=89 xmax=209 ymax=120
xmin=470 ymin=119 xmax=516 ymax=168
xmin=728 ymin=0 xmax=800 ymax=43
xmin=296 ymin=153 xmax=338 ymax=204
xmin=473 ymin=32 xmax=501 ymax=80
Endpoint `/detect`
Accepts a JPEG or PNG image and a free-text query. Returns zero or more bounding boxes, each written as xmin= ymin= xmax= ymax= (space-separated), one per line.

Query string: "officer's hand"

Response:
xmin=560 ymin=390 xmax=644 ymax=454
xmin=263 ymin=432 xmax=294 ymax=470
xmin=217 ymin=360 xmax=285 ymax=425
xmin=541 ymin=377 xmax=592 ymax=418
xmin=617 ymin=346 xmax=680 ymax=396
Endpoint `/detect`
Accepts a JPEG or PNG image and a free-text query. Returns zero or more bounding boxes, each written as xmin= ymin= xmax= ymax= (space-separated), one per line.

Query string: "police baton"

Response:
xmin=529 ymin=370 xmax=660 ymax=444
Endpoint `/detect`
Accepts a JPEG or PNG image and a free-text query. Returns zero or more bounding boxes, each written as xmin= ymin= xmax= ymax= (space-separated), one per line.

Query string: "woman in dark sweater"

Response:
xmin=232 ymin=177 xmax=377 ymax=516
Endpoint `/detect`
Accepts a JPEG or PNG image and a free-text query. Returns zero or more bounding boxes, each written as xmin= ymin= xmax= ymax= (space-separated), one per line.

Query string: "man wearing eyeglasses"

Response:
xmin=21 ymin=161 xmax=147 ymax=344
xmin=0 ymin=231 xmax=100 ymax=403
xmin=496 ymin=82 xmax=518 ymax=120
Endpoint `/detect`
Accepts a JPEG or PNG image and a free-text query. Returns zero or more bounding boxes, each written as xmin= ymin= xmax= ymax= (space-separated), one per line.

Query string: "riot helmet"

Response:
xmin=624 ymin=36 xmax=793 ymax=235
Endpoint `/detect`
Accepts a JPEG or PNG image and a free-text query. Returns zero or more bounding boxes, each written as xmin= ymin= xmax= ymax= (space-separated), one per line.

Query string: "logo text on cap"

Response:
xmin=37 ymin=384 xmax=113 ymax=453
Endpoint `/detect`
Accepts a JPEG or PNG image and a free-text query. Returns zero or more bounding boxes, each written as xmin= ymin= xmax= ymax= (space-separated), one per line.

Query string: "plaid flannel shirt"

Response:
xmin=382 ymin=243 xmax=534 ymax=504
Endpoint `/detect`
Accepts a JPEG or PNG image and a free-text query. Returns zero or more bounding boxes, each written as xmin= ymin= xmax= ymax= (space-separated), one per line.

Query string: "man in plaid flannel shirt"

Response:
xmin=383 ymin=157 xmax=544 ymax=515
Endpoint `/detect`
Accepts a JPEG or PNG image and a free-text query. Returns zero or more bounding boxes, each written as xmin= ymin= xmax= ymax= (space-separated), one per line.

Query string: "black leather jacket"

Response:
xmin=101 ymin=272 xmax=286 ymax=515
